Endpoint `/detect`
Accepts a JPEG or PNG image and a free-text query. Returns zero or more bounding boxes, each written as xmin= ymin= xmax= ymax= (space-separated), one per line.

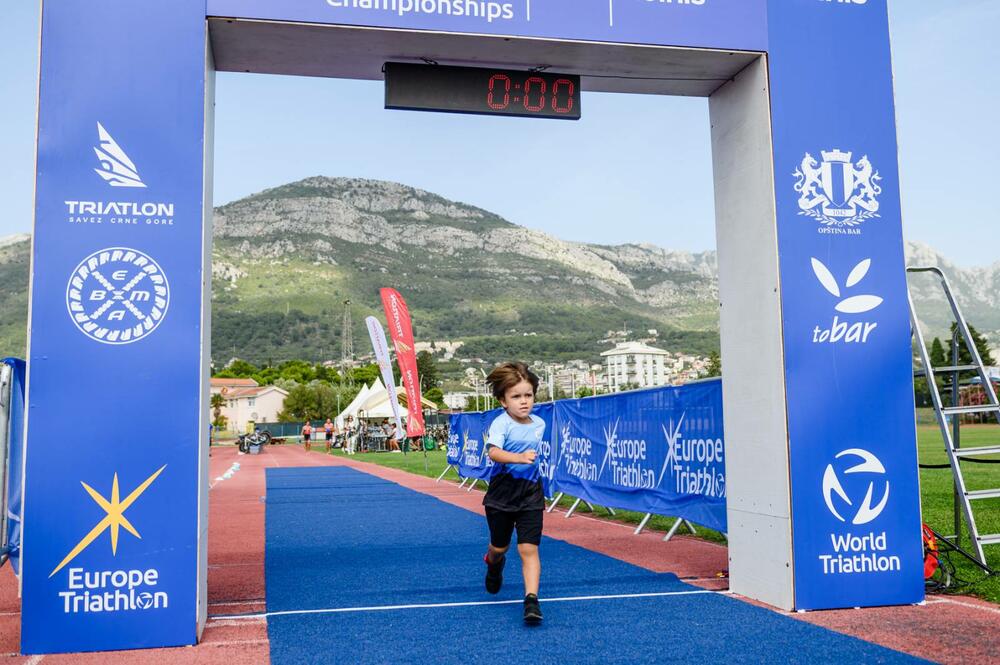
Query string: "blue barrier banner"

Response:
xmin=531 ymin=402 xmax=556 ymax=498
xmin=3 ymin=358 xmax=26 ymax=575
xmin=553 ymin=381 xmax=725 ymax=533
xmin=455 ymin=411 xmax=496 ymax=481
xmin=208 ymin=0 xmax=767 ymax=52
xmin=445 ymin=415 xmax=462 ymax=466
xmin=767 ymin=0 xmax=923 ymax=609
xmin=22 ymin=0 xmax=208 ymax=653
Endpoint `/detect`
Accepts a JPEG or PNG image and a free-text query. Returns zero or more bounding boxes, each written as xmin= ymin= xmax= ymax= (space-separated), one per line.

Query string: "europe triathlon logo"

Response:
xmin=66 ymin=247 xmax=169 ymax=344
xmin=793 ymin=149 xmax=881 ymax=234
xmin=64 ymin=122 xmax=175 ymax=227
xmin=559 ymin=423 xmax=597 ymax=481
xmin=599 ymin=419 xmax=655 ymax=489
xmin=50 ymin=466 xmax=170 ymax=614
xmin=659 ymin=414 xmax=725 ymax=498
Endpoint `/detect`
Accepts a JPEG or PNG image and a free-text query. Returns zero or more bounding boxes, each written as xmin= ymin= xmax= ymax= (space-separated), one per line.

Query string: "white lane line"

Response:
xmin=216 ymin=589 xmax=720 ymax=620
xmin=24 ymin=656 xmax=44 ymax=665
xmin=925 ymin=598 xmax=1000 ymax=615
xmin=207 ymin=618 xmax=267 ymax=628
xmin=209 ymin=599 xmax=266 ymax=607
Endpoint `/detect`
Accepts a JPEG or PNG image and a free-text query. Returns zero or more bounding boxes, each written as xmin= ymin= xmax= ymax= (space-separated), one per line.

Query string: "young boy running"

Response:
xmin=481 ymin=362 xmax=546 ymax=624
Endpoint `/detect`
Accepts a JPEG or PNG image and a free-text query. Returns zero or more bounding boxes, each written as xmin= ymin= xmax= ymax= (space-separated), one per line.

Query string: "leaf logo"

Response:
xmin=810 ymin=258 xmax=883 ymax=314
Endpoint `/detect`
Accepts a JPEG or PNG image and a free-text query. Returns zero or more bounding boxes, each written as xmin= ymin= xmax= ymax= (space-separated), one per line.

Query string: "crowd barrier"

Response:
xmin=444 ymin=378 xmax=726 ymax=534
xmin=1 ymin=358 xmax=25 ymax=574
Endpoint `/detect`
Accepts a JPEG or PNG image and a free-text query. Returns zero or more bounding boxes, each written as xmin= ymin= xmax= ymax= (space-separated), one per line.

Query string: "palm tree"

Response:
xmin=211 ymin=393 xmax=226 ymax=428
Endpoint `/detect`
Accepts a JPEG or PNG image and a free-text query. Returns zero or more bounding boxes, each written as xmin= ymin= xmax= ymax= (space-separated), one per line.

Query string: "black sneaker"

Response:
xmin=484 ymin=552 xmax=505 ymax=594
xmin=523 ymin=593 xmax=543 ymax=624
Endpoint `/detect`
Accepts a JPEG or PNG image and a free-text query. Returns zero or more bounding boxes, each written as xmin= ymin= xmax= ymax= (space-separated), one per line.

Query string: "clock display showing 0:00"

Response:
xmin=486 ymin=75 xmax=576 ymax=115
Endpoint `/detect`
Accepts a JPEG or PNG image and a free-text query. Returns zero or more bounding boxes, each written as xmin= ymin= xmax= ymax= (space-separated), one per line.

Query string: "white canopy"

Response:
xmin=359 ymin=384 xmax=438 ymax=418
xmin=336 ymin=380 xmax=377 ymax=428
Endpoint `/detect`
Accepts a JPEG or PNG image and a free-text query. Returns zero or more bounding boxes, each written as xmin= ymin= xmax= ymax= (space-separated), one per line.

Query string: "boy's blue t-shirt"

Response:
xmin=483 ymin=412 xmax=546 ymax=511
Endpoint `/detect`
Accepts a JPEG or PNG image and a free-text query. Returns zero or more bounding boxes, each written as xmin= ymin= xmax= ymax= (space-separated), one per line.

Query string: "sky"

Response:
xmin=1 ymin=1 xmax=997 ymax=266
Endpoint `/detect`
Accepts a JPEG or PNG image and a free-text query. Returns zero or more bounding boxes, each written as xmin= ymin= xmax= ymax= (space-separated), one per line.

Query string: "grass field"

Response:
xmin=313 ymin=425 xmax=1000 ymax=604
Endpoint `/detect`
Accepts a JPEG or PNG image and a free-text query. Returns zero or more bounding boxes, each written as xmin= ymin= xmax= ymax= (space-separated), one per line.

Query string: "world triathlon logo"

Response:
xmin=66 ymin=248 xmax=169 ymax=344
xmin=822 ymin=448 xmax=890 ymax=525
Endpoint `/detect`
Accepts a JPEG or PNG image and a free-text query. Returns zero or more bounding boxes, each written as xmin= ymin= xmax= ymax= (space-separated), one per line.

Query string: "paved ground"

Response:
xmin=0 ymin=444 xmax=995 ymax=663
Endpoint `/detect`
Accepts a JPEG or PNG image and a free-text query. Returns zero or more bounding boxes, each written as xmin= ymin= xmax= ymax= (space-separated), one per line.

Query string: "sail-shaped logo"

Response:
xmin=93 ymin=122 xmax=146 ymax=188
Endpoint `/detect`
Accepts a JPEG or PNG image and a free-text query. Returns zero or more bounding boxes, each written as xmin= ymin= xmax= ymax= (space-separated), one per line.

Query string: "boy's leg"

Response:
xmin=484 ymin=508 xmax=514 ymax=594
xmin=514 ymin=508 xmax=543 ymax=623
xmin=517 ymin=543 xmax=540 ymax=596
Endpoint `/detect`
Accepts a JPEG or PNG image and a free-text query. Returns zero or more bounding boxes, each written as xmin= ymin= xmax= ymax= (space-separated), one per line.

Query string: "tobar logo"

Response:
xmin=810 ymin=257 xmax=882 ymax=344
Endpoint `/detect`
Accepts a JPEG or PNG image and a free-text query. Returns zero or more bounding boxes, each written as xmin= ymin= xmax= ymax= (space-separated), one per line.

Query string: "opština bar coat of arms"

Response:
xmin=793 ymin=150 xmax=882 ymax=227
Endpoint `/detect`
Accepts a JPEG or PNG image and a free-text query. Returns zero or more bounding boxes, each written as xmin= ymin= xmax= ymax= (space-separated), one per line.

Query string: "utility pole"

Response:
xmin=341 ymin=299 xmax=353 ymax=384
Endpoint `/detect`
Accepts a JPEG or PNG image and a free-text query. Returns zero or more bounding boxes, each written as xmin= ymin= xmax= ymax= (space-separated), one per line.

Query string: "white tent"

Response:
xmin=359 ymin=384 xmax=437 ymax=419
xmin=336 ymin=380 xmax=377 ymax=428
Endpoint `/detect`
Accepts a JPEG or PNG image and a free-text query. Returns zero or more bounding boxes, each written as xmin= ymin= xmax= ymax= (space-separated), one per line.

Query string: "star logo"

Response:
xmin=50 ymin=465 xmax=166 ymax=578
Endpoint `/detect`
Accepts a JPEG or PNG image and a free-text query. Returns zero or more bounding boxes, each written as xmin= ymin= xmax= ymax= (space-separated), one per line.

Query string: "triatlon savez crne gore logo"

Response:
xmin=93 ymin=122 xmax=146 ymax=188
xmin=66 ymin=247 xmax=169 ymax=344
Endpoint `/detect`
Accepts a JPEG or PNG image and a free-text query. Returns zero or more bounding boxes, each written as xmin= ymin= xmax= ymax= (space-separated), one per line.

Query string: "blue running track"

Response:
xmin=262 ymin=467 xmax=926 ymax=664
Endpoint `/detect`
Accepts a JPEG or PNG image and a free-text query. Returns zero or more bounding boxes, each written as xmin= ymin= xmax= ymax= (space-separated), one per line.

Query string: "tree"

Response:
xmin=929 ymin=337 xmax=947 ymax=367
xmin=315 ymin=384 xmax=339 ymax=418
xmin=948 ymin=322 xmax=996 ymax=367
xmin=464 ymin=395 xmax=499 ymax=412
xmin=278 ymin=385 xmax=319 ymax=421
xmin=416 ymin=351 xmax=440 ymax=391
xmin=221 ymin=359 xmax=258 ymax=378
xmin=424 ymin=386 xmax=446 ymax=410
xmin=350 ymin=363 xmax=379 ymax=386
xmin=706 ymin=351 xmax=722 ymax=378
xmin=210 ymin=393 xmax=227 ymax=428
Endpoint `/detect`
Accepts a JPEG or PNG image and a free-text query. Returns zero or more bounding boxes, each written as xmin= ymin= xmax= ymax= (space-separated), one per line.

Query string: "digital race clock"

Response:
xmin=384 ymin=62 xmax=581 ymax=120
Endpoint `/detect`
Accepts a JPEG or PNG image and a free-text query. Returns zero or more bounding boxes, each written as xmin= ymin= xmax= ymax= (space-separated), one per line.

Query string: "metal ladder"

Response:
xmin=907 ymin=266 xmax=1000 ymax=565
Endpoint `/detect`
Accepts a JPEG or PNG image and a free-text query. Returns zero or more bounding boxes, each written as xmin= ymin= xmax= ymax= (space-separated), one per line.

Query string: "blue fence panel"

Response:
xmin=553 ymin=381 xmax=726 ymax=533
xmin=3 ymin=358 xmax=25 ymax=574
xmin=445 ymin=414 xmax=462 ymax=466
xmin=455 ymin=409 xmax=507 ymax=481
xmin=531 ymin=402 xmax=557 ymax=498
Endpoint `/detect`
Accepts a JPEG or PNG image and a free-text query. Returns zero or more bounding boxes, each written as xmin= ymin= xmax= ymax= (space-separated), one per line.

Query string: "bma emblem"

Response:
xmin=66 ymin=247 xmax=169 ymax=344
xmin=793 ymin=150 xmax=882 ymax=228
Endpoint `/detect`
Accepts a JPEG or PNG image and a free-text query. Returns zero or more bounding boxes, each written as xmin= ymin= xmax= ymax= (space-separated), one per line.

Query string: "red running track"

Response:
xmin=0 ymin=444 xmax=995 ymax=663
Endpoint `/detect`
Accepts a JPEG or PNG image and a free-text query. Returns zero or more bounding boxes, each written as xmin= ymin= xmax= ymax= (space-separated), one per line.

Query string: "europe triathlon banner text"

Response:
xmin=449 ymin=380 xmax=724 ymax=531
xmin=553 ymin=380 xmax=726 ymax=533
xmin=532 ymin=402 xmax=556 ymax=498
xmin=453 ymin=410 xmax=500 ymax=481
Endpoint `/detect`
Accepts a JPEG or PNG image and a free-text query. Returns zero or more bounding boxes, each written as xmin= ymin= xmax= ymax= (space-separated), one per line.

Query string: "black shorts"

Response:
xmin=303 ymin=434 xmax=311 ymax=441
xmin=325 ymin=432 xmax=333 ymax=441
xmin=485 ymin=506 xmax=543 ymax=548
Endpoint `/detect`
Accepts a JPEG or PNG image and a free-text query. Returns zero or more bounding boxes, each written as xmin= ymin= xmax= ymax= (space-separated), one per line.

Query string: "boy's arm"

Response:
xmin=488 ymin=446 xmax=537 ymax=465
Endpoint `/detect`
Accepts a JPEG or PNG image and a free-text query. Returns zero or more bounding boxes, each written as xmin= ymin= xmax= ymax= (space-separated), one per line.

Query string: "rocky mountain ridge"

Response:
xmin=0 ymin=176 xmax=995 ymax=360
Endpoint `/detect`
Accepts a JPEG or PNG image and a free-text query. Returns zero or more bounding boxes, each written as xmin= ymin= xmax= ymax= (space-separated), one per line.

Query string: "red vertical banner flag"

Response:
xmin=379 ymin=288 xmax=426 ymax=436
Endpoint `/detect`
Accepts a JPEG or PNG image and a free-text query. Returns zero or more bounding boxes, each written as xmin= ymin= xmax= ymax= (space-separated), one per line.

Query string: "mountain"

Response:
xmin=0 ymin=177 xmax=995 ymax=364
